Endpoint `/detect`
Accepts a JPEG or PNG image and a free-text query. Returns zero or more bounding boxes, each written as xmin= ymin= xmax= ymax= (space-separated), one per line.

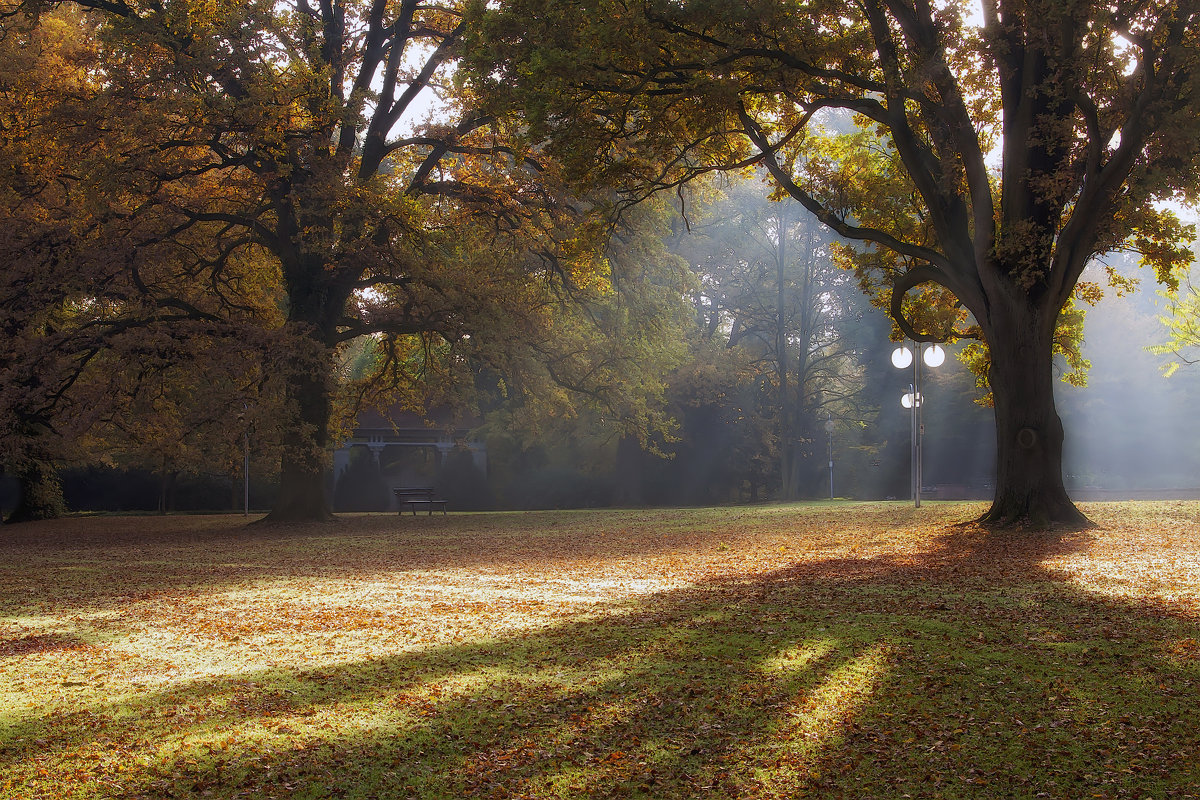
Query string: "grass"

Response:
xmin=1 ymin=501 xmax=1199 ymax=798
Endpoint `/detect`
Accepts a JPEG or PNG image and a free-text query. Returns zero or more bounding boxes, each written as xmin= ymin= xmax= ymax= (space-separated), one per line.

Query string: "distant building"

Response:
xmin=331 ymin=408 xmax=486 ymax=512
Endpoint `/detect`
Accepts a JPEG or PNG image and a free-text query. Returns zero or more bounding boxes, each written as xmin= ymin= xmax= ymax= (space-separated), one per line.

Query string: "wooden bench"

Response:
xmin=393 ymin=487 xmax=448 ymax=516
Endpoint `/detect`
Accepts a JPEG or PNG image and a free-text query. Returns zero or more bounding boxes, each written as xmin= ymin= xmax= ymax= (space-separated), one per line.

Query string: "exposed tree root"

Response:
xmin=253 ymin=509 xmax=340 ymax=526
xmin=977 ymin=494 xmax=1094 ymax=531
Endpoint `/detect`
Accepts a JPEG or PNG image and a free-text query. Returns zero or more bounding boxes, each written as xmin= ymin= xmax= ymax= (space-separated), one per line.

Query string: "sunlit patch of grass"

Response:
xmin=747 ymin=642 xmax=892 ymax=794
xmin=758 ymin=640 xmax=838 ymax=675
xmin=2 ymin=502 xmax=1200 ymax=797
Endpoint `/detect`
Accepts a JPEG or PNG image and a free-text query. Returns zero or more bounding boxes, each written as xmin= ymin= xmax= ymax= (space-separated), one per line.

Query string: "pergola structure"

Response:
xmin=331 ymin=408 xmax=486 ymax=512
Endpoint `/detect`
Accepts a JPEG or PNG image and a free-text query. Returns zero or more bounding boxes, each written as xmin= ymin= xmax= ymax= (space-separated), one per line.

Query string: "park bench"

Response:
xmin=393 ymin=486 xmax=448 ymax=516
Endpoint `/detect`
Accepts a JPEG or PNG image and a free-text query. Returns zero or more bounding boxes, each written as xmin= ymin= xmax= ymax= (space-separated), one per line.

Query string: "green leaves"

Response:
xmin=1150 ymin=254 xmax=1200 ymax=376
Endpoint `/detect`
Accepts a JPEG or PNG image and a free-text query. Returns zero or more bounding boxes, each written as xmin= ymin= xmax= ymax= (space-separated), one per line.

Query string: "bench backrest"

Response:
xmin=393 ymin=487 xmax=437 ymax=500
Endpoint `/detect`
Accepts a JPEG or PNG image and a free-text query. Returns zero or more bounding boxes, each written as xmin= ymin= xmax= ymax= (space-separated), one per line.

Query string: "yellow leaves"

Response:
xmin=1074 ymin=280 xmax=1105 ymax=306
xmin=803 ymin=128 xmax=923 ymax=235
xmin=1149 ymin=264 xmax=1200 ymax=375
xmin=184 ymin=0 xmax=219 ymax=32
xmin=1166 ymin=637 xmax=1198 ymax=658
xmin=1052 ymin=297 xmax=1091 ymax=389
xmin=1119 ymin=207 xmax=1196 ymax=290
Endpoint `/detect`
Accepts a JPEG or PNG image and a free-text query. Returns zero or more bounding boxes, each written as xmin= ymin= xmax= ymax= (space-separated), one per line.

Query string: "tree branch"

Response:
xmin=889 ymin=264 xmax=954 ymax=342
xmin=737 ymin=104 xmax=954 ymax=273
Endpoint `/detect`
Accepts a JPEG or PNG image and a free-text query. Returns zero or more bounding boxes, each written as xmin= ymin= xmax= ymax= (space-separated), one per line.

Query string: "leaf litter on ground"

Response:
xmin=1 ymin=501 xmax=1199 ymax=798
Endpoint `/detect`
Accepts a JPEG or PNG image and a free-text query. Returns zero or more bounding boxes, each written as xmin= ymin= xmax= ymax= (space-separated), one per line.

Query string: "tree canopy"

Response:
xmin=466 ymin=0 xmax=1200 ymax=525
xmin=1 ymin=0 xmax=690 ymax=521
xmin=4 ymin=0 xmax=1198 ymax=524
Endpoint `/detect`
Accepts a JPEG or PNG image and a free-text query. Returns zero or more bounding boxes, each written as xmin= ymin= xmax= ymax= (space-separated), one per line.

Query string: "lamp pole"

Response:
xmin=910 ymin=380 xmax=919 ymax=507
xmin=825 ymin=415 xmax=834 ymax=500
xmin=892 ymin=343 xmax=945 ymax=508
xmin=244 ymin=427 xmax=250 ymax=517
xmin=240 ymin=401 xmax=250 ymax=517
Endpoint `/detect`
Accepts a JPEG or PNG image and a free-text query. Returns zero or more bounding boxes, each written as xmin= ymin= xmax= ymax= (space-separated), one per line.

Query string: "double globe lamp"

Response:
xmin=890 ymin=343 xmax=945 ymax=507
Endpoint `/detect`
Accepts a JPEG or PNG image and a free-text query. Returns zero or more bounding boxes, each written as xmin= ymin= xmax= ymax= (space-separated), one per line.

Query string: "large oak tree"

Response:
xmin=468 ymin=0 xmax=1200 ymax=525
xmin=1 ymin=6 xmax=296 ymax=520
xmin=8 ymin=0 xmax=634 ymax=521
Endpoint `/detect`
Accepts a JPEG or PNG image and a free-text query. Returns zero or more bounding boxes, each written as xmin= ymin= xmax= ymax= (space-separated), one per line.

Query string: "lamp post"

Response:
xmin=243 ymin=425 xmax=250 ymax=517
xmin=237 ymin=401 xmax=250 ymax=517
xmin=825 ymin=415 xmax=834 ymax=500
xmin=891 ymin=343 xmax=945 ymax=507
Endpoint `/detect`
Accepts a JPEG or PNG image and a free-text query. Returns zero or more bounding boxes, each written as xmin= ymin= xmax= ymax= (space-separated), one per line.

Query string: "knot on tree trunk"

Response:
xmin=1016 ymin=427 xmax=1038 ymax=449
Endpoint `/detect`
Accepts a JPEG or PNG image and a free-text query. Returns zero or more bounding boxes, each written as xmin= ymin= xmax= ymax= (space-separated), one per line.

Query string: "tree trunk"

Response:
xmin=979 ymin=300 xmax=1090 ymax=527
xmin=776 ymin=203 xmax=794 ymax=501
xmin=157 ymin=461 xmax=179 ymax=515
xmin=783 ymin=442 xmax=801 ymax=500
xmin=6 ymin=458 xmax=66 ymax=523
xmin=261 ymin=338 xmax=337 ymax=523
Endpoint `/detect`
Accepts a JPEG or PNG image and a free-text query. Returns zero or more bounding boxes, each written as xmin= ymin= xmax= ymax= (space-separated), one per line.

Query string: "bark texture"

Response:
xmin=260 ymin=331 xmax=339 ymax=524
xmin=5 ymin=459 xmax=66 ymax=523
xmin=977 ymin=298 xmax=1090 ymax=527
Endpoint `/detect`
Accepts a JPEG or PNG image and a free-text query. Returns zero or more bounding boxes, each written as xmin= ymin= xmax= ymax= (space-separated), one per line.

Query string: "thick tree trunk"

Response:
xmin=258 ymin=234 xmax=359 ymax=524
xmin=6 ymin=458 xmax=66 ymax=523
xmin=261 ymin=339 xmax=337 ymax=524
xmin=979 ymin=301 xmax=1090 ymax=527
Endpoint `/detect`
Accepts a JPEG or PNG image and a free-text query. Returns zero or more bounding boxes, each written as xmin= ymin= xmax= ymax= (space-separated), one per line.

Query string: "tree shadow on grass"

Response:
xmin=0 ymin=509 xmax=808 ymax=617
xmin=2 ymin=522 xmax=1200 ymax=798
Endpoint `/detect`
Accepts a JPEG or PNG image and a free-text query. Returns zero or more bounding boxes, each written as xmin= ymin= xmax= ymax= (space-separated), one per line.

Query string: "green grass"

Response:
xmin=1 ymin=502 xmax=1199 ymax=798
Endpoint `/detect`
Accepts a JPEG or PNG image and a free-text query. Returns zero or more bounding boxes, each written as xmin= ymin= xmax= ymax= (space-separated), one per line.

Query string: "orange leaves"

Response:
xmin=4 ymin=503 xmax=1200 ymax=797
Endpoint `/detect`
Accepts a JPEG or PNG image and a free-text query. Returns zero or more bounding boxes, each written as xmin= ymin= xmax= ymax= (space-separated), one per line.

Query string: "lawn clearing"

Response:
xmin=2 ymin=502 xmax=1199 ymax=798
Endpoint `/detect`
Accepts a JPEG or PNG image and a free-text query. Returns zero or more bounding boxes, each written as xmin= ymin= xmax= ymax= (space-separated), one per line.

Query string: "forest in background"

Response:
xmin=8 ymin=179 xmax=1195 ymax=515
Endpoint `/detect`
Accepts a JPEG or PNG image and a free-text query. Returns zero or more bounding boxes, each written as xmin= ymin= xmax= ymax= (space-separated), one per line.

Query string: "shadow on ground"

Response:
xmin=0 ymin=505 xmax=933 ymax=616
xmin=2 ymin=516 xmax=1199 ymax=798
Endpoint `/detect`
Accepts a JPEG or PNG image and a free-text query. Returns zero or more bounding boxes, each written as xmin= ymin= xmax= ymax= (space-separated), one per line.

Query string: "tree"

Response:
xmin=674 ymin=175 xmax=875 ymax=499
xmin=9 ymin=0 xmax=642 ymax=522
xmin=470 ymin=193 xmax=693 ymax=507
xmin=468 ymin=0 xmax=1200 ymax=525
xmin=0 ymin=7 xmax=131 ymax=521
xmin=1 ymin=6 xmax=296 ymax=520
xmin=73 ymin=320 xmax=287 ymax=513
xmin=658 ymin=337 xmax=776 ymax=503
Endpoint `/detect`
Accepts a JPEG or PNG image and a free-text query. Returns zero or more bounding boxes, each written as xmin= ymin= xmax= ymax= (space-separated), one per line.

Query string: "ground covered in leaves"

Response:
xmin=2 ymin=501 xmax=1199 ymax=798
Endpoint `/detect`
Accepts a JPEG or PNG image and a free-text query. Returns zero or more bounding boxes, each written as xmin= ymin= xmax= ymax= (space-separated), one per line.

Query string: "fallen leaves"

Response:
xmin=1 ymin=502 xmax=1200 ymax=797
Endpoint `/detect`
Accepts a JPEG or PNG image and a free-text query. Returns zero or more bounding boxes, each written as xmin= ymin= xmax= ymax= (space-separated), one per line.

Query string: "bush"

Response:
xmin=501 ymin=467 xmax=614 ymax=510
xmin=333 ymin=450 xmax=391 ymax=512
xmin=60 ymin=466 xmax=277 ymax=513
xmin=62 ymin=467 xmax=159 ymax=512
xmin=434 ymin=449 xmax=494 ymax=511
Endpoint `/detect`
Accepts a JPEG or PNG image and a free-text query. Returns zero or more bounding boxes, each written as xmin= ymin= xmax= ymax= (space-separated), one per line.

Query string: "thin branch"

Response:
xmin=737 ymin=104 xmax=954 ymax=273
